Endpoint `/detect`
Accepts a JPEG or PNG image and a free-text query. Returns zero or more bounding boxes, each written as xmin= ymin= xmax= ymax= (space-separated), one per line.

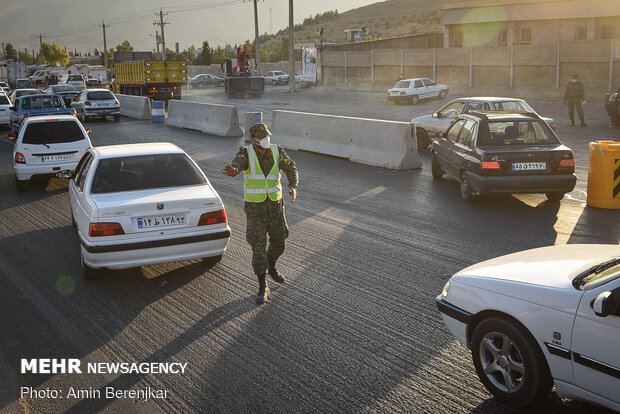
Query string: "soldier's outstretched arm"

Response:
xmin=223 ymin=146 xmax=250 ymax=176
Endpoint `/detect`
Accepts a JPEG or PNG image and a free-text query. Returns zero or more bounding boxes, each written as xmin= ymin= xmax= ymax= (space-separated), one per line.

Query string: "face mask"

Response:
xmin=259 ymin=136 xmax=271 ymax=149
xmin=571 ymin=79 xmax=577 ymax=83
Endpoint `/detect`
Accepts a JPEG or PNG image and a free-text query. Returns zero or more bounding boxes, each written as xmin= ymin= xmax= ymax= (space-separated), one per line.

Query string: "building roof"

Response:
xmin=442 ymin=0 xmax=620 ymax=24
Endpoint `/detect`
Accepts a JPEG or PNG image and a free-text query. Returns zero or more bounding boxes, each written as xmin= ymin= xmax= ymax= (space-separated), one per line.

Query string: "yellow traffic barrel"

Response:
xmin=587 ymin=140 xmax=620 ymax=209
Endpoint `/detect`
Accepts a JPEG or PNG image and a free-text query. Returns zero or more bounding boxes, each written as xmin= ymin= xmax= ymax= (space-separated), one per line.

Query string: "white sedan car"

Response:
xmin=387 ymin=77 xmax=448 ymax=105
xmin=69 ymin=143 xmax=231 ymax=278
xmin=436 ymin=244 xmax=620 ymax=411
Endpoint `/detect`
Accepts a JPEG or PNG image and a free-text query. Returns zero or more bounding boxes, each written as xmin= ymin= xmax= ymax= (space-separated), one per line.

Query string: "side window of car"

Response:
xmin=75 ymin=154 xmax=93 ymax=192
xmin=74 ymin=92 xmax=82 ymax=101
xmin=413 ymin=80 xmax=423 ymax=88
xmin=446 ymin=120 xmax=466 ymax=142
xmin=457 ymin=120 xmax=476 ymax=148
xmin=466 ymin=102 xmax=484 ymax=111
xmin=440 ymin=102 xmax=466 ymax=118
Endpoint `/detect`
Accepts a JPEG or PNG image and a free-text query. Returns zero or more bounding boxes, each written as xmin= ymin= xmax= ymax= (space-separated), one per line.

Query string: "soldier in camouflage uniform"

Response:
xmin=223 ymin=123 xmax=298 ymax=304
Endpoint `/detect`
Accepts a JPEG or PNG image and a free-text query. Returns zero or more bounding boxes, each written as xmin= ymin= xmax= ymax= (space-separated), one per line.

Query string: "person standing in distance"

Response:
xmin=563 ymin=74 xmax=587 ymax=127
xmin=223 ymin=123 xmax=298 ymax=304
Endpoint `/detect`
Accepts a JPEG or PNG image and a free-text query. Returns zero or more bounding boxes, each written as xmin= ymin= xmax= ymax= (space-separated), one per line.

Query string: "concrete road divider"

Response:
xmin=166 ymin=100 xmax=243 ymax=137
xmin=116 ymin=94 xmax=152 ymax=120
xmin=271 ymin=110 xmax=422 ymax=170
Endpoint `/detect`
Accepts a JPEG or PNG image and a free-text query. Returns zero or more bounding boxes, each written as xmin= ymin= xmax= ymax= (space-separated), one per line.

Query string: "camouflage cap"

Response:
xmin=249 ymin=123 xmax=271 ymax=139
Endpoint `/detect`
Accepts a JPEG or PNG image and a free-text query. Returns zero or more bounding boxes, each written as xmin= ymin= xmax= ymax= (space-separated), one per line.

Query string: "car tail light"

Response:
xmin=559 ymin=159 xmax=575 ymax=167
xmin=173 ymin=86 xmax=178 ymax=90
xmin=23 ymin=114 xmax=28 ymax=120
xmin=89 ymin=222 xmax=124 ymax=237
xmin=72 ymin=109 xmax=77 ymax=117
xmin=14 ymin=152 xmax=26 ymax=164
xmin=551 ymin=124 xmax=556 ymax=132
xmin=482 ymin=161 xmax=501 ymax=169
xmin=84 ymin=101 xmax=91 ymax=106
xmin=400 ymin=91 xmax=406 ymax=96
xmin=198 ymin=209 xmax=227 ymax=226
xmin=115 ymin=100 xmax=119 ymax=105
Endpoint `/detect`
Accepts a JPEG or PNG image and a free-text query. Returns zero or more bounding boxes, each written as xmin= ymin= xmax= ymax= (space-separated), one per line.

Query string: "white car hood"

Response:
xmin=455 ymin=244 xmax=620 ymax=290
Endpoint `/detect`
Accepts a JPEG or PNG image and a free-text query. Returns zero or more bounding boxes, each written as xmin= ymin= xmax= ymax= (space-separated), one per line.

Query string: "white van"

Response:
xmin=59 ymin=74 xmax=86 ymax=90
xmin=13 ymin=115 xmax=92 ymax=190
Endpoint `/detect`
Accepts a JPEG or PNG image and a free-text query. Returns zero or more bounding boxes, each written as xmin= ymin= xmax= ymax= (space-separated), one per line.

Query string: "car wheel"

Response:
xmin=460 ymin=171 xmax=475 ymax=202
xmin=202 ymin=254 xmax=223 ymax=267
xmin=81 ymin=250 xmax=101 ymax=280
xmin=416 ymin=128 xmax=430 ymax=150
xmin=610 ymin=113 xmax=620 ymax=126
xmin=431 ymin=153 xmax=444 ymax=179
xmin=472 ymin=317 xmax=552 ymax=408
xmin=15 ymin=175 xmax=27 ymax=191
xmin=411 ymin=95 xmax=419 ymax=105
xmin=439 ymin=90 xmax=447 ymax=99
xmin=545 ymin=192 xmax=565 ymax=202
xmin=113 ymin=114 xmax=120 ymax=122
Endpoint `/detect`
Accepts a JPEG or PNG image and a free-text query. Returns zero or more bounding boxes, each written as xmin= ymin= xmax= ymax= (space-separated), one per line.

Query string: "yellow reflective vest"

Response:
xmin=243 ymin=144 xmax=282 ymax=202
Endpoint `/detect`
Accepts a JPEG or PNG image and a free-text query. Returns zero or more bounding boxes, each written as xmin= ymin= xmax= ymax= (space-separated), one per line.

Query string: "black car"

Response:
xmin=189 ymin=74 xmax=224 ymax=88
xmin=43 ymin=85 xmax=80 ymax=106
xmin=431 ymin=111 xmax=576 ymax=202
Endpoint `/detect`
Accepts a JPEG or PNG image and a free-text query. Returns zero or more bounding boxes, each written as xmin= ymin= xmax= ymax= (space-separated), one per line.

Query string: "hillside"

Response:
xmin=288 ymin=0 xmax=453 ymax=44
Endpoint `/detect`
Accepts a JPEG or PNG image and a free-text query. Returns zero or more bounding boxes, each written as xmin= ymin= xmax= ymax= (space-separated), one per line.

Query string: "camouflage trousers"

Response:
xmin=245 ymin=199 xmax=289 ymax=276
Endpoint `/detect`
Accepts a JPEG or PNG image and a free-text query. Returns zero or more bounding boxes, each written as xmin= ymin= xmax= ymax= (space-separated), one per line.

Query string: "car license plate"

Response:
xmin=512 ymin=162 xmax=547 ymax=171
xmin=42 ymin=154 xmax=71 ymax=162
xmin=137 ymin=215 xmax=186 ymax=229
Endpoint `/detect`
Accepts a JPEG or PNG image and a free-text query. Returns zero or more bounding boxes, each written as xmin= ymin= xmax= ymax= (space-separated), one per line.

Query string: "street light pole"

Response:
xmin=289 ymin=0 xmax=295 ymax=91
xmin=253 ymin=0 xmax=261 ymax=75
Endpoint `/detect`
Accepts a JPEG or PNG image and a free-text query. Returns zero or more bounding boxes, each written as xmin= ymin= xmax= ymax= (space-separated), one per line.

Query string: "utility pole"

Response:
xmin=155 ymin=31 xmax=160 ymax=56
xmin=269 ymin=8 xmax=272 ymax=34
xmin=253 ymin=0 xmax=261 ymax=75
xmin=153 ymin=9 xmax=168 ymax=60
xmin=289 ymin=0 xmax=295 ymax=91
xmin=39 ymin=33 xmax=44 ymax=64
xmin=99 ymin=21 xmax=109 ymax=69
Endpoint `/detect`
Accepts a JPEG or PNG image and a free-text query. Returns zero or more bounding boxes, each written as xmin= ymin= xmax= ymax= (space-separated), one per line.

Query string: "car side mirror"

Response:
xmin=8 ymin=132 xmax=16 ymax=139
xmin=435 ymin=132 xmax=445 ymax=138
xmin=85 ymin=129 xmax=91 ymax=134
xmin=432 ymin=112 xmax=438 ymax=118
xmin=9 ymin=106 xmax=14 ymax=111
xmin=592 ymin=289 xmax=619 ymax=317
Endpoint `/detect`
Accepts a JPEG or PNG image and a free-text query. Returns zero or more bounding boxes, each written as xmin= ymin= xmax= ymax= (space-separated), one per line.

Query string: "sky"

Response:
xmin=0 ymin=0 xmax=380 ymax=53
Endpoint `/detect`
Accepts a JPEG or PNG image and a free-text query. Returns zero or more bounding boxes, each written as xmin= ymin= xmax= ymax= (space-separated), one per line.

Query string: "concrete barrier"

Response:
xmin=166 ymin=100 xmax=243 ymax=137
xmin=271 ymin=110 xmax=422 ymax=170
xmin=116 ymin=94 xmax=151 ymax=120
xmin=152 ymin=101 xmax=165 ymax=123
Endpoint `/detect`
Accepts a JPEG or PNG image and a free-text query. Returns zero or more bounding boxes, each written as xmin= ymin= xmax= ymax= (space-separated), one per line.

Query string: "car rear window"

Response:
xmin=87 ymin=91 xmax=115 ymax=100
xmin=478 ymin=120 xmax=560 ymax=146
xmin=493 ymin=101 xmax=534 ymax=111
xmin=69 ymin=75 xmax=84 ymax=81
xmin=22 ymin=95 xmax=64 ymax=109
xmin=0 ymin=95 xmax=9 ymax=105
xmin=22 ymin=121 xmax=85 ymax=145
xmin=54 ymin=85 xmax=78 ymax=92
xmin=90 ymin=153 xmax=206 ymax=194
xmin=394 ymin=81 xmax=410 ymax=88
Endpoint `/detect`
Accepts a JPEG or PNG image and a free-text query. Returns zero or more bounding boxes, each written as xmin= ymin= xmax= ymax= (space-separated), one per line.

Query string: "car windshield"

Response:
xmin=87 ymin=91 xmax=115 ymax=100
xmin=394 ymin=81 xmax=410 ymax=88
xmin=68 ymin=75 xmax=83 ymax=81
xmin=22 ymin=121 xmax=85 ymax=144
xmin=0 ymin=95 xmax=9 ymax=105
xmin=494 ymin=101 xmax=535 ymax=112
xmin=478 ymin=120 xmax=560 ymax=146
xmin=90 ymin=153 xmax=206 ymax=194
xmin=23 ymin=95 xmax=64 ymax=109
xmin=16 ymin=90 xmax=38 ymax=98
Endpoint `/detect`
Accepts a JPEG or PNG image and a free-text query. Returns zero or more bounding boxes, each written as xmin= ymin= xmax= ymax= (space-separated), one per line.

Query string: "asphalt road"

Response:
xmin=0 ymin=97 xmax=618 ymax=414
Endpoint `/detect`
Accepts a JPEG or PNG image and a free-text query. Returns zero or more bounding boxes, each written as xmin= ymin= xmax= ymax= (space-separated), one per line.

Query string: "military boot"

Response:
xmin=256 ymin=273 xmax=270 ymax=304
xmin=268 ymin=262 xmax=285 ymax=284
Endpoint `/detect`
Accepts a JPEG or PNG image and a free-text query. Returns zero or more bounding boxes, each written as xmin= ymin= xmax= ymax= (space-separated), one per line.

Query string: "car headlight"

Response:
xmin=441 ymin=280 xmax=451 ymax=298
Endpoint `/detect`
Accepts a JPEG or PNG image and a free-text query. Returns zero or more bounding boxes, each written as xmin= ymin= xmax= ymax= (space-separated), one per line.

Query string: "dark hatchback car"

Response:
xmin=43 ymin=84 xmax=80 ymax=106
xmin=431 ymin=111 xmax=576 ymax=202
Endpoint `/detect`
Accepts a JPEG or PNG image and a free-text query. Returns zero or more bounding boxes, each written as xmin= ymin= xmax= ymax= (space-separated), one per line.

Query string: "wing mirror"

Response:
xmin=592 ymin=288 xmax=619 ymax=317
xmin=85 ymin=129 xmax=91 ymax=134
xmin=9 ymin=106 xmax=15 ymax=111
xmin=432 ymin=112 xmax=438 ymax=118
xmin=435 ymin=132 xmax=445 ymax=138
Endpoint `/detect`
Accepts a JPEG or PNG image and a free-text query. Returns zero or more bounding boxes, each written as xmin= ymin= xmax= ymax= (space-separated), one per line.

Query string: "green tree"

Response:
xmin=41 ymin=42 xmax=69 ymax=66
xmin=4 ymin=43 xmax=18 ymax=60
xmin=195 ymin=41 xmax=213 ymax=65
xmin=116 ymin=40 xmax=133 ymax=52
